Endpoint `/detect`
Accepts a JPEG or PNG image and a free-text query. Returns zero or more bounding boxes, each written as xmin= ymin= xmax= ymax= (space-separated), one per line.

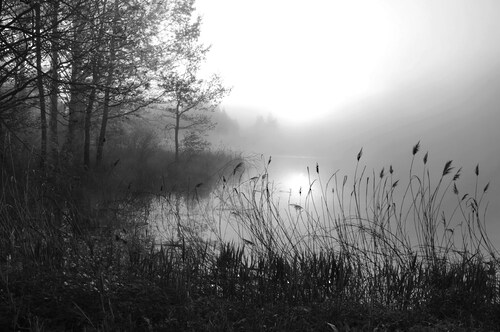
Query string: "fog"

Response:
xmin=207 ymin=59 xmax=500 ymax=245
xmin=194 ymin=0 xmax=500 ymax=248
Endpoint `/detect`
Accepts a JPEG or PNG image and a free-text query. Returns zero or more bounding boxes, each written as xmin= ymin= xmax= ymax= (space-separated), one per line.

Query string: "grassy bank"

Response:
xmin=1 ymin=143 xmax=499 ymax=331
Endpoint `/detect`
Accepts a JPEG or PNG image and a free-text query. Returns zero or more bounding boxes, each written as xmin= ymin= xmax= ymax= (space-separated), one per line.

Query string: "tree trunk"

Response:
xmin=95 ymin=88 xmax=110 ymax=167
xmin=65 ymin=16 xmax=86 ymax=166
xmin=66 ymin=65 xmax=86 ymax=165
xmin=49 ymin=0 xmax=59 ymax=167
xmin=35 ymin=3 xmax=47 ymax=169
xmin=84 ymin=4 xmax=105 ymax=170
xmin=83 ymin=80 xmax=97 ymax=169
xmin=175 ymin=106 xmax=180 ymax=163
xmin=96 ymin=0 xmax=118 ymax=167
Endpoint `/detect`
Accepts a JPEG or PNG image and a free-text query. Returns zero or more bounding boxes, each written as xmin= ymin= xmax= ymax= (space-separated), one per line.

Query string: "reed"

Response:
xmin=1 ymin=142 xmax=498 ymax=330
xmin=204 ymin=142 xmax=499 ymax=328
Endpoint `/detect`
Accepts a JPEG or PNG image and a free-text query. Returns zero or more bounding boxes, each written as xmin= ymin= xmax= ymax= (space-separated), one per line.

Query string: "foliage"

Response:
xmin=154 ymin=1 xmax=230 ymax=161
xmin=181 ymin=130 xmax=211 ymax=154
xmin=0 ymin=0 xmax=222 ymax=170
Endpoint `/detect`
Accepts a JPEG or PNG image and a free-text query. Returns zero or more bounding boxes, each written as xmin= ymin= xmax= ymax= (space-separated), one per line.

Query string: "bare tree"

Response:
xmin=0 ymin=1 xmax=38 ymax=138
xmin=49 ymin=0 xmax=60 ymax=165
xmin=34 ymin=2 xmax=47 ymax=167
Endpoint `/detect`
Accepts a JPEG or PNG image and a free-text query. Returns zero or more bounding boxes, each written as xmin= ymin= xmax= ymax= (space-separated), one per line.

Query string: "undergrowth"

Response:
xmin=1 ymin=142 xmax=499 ymax=331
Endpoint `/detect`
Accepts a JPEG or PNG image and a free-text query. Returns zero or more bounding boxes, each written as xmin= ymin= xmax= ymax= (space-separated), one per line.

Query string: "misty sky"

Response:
xmin=195 ymin=1 xmax=500 ymax=244
xmin=197 ymin=0 xmax=500 ymax=125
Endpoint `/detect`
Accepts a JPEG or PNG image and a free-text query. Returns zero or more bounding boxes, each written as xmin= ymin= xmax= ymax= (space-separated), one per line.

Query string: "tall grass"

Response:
xmin=214 ymin=143 xmax=496 ymax=256
xmin=203 ymin=142 xmax=499 ymax=327
xmin=1 ymin=141 xmax=499 ymax=330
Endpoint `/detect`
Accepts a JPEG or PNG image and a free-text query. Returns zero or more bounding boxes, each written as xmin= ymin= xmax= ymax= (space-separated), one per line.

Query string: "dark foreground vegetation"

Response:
xmin=0 ymin=136 xmax=243 ymax=331
xmin=1 ymin=141 xmax=499 ymax=331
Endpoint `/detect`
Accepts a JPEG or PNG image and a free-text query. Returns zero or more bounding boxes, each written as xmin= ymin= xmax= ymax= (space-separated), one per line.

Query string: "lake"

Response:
xmin=148 ymin=151 xmax=500 ymax=256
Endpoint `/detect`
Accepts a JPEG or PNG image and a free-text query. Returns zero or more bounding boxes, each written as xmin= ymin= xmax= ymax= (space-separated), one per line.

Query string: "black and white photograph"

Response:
xmin=1 ymin=0 xmax=500 ymax=330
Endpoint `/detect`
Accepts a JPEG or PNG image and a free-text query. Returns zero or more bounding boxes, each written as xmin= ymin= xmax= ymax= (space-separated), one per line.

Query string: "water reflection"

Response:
xmin=281 ymin=171 xmax=309 ymax=196
xmin=146 ymin=152 xmax=500 ymax=258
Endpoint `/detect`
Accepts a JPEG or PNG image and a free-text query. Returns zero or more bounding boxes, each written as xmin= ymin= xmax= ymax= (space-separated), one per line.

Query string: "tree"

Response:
xmin=141 ymin=0 xmax=229 ymax=162
xmin=49 ymin=0 xmax=60 ymax=165
xmin=95 ymin=0 xmax=175 ymax=167
xmin=161 ymin=71 xmax=228 ymax=162
xmin=0 ymin=0 xmax=39 ymax=141
xmin=34 ymin=1 xmax=47 ymax=167
xmin=1 ymin=0 xmax=218 ymax=171
xmin=54 ymin=0 xmax=170 ymax=167
xmin=182 ymin=130 xmax=210 ymax=154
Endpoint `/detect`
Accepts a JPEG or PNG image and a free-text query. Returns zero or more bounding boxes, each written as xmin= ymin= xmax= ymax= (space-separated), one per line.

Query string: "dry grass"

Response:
xmin=0 ymin=142 xmax=499 ymax=331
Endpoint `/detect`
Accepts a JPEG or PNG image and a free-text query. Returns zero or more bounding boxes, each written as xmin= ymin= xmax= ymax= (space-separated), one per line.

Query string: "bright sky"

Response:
xmin=195 ymin=0 xmax=500 ymax=126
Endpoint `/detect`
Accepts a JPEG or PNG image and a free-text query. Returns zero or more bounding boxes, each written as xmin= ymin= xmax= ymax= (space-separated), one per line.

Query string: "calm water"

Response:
xmin=149 ymin=153 xmax=500 ymax=253
xmin=269 ymin=154 xmax=500 ymax=249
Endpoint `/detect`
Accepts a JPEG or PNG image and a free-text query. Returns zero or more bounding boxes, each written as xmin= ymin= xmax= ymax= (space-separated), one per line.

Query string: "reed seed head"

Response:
xmin=357 ymin=148 xmax=363 ymax=161
xmin=442 ymin=160 xmax=453 ymax=176
xmin=412 ymin=141 xmax=420 ymax=155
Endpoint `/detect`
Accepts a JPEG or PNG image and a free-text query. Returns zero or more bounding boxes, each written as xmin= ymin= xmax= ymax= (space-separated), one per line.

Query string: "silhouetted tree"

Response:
xmin=1 ymin=0 xmax=223 ymax=171
xmin=161 ymin=71 xmax=228 ymax=161
xmin=0 ymin=0 xmax=39 ymax=142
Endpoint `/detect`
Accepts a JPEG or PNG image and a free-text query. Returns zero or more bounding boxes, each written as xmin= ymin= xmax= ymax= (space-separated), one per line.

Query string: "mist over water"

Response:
xmin=191 ymin=0 xmax=500 ymax=251
xmin=206 ymin=69 xmax=500 ymax=247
